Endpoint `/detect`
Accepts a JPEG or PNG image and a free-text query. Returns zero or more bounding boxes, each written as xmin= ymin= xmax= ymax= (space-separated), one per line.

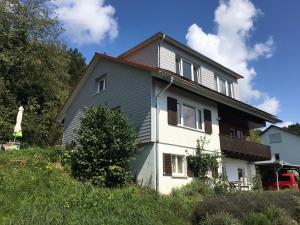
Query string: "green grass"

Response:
xmin=0 ymin=148 xmax=195 ymax=225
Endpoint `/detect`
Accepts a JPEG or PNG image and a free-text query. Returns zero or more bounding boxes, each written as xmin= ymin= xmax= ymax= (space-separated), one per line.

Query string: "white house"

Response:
xmin=261 ymin=125 xmax=300 ymax=165
xmin=56 ymin=33 xmax=281 ymax=194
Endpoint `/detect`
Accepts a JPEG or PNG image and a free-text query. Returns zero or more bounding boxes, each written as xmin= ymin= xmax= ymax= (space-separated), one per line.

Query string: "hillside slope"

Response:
xmin=0 ymin=148 xmax=193 ymax=225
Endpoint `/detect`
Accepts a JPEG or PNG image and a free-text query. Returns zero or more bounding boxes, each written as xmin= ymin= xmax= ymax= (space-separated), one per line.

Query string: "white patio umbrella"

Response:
xmin=14 ymin=106 xmax=24 ymax=142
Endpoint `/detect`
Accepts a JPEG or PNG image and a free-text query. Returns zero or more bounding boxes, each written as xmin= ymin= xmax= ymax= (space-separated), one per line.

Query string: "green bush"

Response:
xmin=171 ymin=180 xmax=214 ymax=198
xmin=243 ymin=212 xmax=272 ymax=225
xmin=192 ymin=191 xmax=300 ymax=224
xmin=71 ymin=107 xmax=138 ymax=187
xmin=202 ymin=213 xmax=241 ymax=225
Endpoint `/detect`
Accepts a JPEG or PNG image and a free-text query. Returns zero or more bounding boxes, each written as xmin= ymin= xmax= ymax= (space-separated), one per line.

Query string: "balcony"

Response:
xmin=220 ymin=134 xmax=271 ymax=161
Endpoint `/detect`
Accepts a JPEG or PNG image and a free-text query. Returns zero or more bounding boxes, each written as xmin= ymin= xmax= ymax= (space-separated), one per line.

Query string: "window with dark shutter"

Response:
xmin=187 ymin=160 xmax=194 ymax=177
xmin=163 ymin=153 xmax=172 ymax=176
xmin=167 ymin=97 xmax=178 ymax=125
xmin=204 ymin=109 xmax=212 ymax=134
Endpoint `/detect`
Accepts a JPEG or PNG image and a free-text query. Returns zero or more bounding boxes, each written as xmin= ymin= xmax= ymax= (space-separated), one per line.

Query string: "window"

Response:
xmin=175 ymin=56 xmax=201 ymax=83
xmin=236 ymin=130 xmax=243 ymax=139
xmin=238 ymin=168 xmax=244 ymax=180
xmin=182 ymin=104 xmax=196 ymax=129
xmin=97 ymin=77 xmax=106 ymax=93
xmin=176 ymin=57 xmax=181 ymax=74
xmin=275 ymin=153 xmax=280 ymax=161
xmin=279 ymin=175 xmax=291 ymax=182
xmin=219 ymin=78 xmax=226 ymax=95
xmin=229 ymin=129 xmax=243 ymax=139
xmin=193 ymin=65 xmax=201 ymax=84
xmin=269 ymin=133 xmax=282 ymax=143
xmin=182 ymin=60 xmax=192 ymax=80
xmin=177 ymin=101 xmax=204 ymax=131
xmin=172 ymin=155 xmax=185 ymax=176
xmin=215 ymin=76 xmax=233 ymax=97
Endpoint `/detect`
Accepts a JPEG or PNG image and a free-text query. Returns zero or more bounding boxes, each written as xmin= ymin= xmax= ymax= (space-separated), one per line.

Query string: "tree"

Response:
xmin=247 ymin=129 xmax=262 ymax=144
xmin=187 ymin=136 xmax=219 ymax=180
xmin=283 ymin=123 xmax=300 ymax=136
xmin=67 ymin=48 xmax=86 ymax=88
xmin=71 ymin=107 xmax=138 ymax=187
xmin=0 ymin=0 xmax=85 ymax=146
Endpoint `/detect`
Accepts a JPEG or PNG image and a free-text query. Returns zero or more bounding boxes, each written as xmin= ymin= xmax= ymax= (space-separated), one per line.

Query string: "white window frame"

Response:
xmin=172 ymin=154 xmax=186 ymax=177
xmin=215 ymin=76 xmax=233 ymax=97
xmin=176 ymin=56 xmax=201 ymax=83
xmin=97 ymin=77 xmax=106 ymax=93
xmin=177 ymin=101 xmax=204 ymax=132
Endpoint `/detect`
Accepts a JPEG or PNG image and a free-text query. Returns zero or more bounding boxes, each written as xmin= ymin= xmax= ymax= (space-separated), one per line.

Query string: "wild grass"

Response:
xmin=0 ymin=148 xmax=193 ymax=225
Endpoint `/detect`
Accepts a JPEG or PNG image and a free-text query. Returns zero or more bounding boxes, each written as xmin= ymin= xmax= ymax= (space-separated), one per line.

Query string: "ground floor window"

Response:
xmin=172 ymin=155 xmax=185 ymax=176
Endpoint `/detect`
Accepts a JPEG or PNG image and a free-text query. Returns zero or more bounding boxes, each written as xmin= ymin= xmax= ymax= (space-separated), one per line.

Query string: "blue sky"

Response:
xmin=54 ymin=0 xmax=300 ymax=126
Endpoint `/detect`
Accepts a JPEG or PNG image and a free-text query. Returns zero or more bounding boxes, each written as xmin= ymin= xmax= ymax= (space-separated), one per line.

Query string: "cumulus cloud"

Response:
xmin=186 ymin=0 xmax=280 ymax=115
xmin=52 ymin=0 xmax=118 ymax=44
xmin=276 ymin=121 xmax=293 ymax=128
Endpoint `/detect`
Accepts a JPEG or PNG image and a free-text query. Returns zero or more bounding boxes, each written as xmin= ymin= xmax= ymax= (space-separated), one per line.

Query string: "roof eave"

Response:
xmin=152 ymin=71 xmax=281 ymax=124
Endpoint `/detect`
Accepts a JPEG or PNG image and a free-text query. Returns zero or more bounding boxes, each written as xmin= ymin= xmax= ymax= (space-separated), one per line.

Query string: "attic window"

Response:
xmin=269 ymin=133 xmax=282 ymax=143
xmin=97 ymin=77 xmax=106 ymax=93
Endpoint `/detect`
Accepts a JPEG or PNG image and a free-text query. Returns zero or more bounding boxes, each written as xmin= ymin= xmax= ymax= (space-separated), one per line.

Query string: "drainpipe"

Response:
xmin=155 ymin=77 xmax=174 ymax=192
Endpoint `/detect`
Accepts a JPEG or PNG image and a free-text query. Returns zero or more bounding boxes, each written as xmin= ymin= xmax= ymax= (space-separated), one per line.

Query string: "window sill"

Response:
xmin=175 ymin=124 xmax=205 ymax=133
xmin=172 ymin=174 xmax=188 ymax=179
xmin=92 ymin=90 xmax=106 ymax=96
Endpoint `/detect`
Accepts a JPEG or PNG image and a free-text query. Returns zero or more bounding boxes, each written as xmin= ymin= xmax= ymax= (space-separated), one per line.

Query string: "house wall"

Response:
xmin=223 ymin=157 xmax=256 ymax=182
xmin=122 ymin=40 xmax=159 ymax=68
xmin=159 ymin=41 xmax=240 ymax=100
xmin=63 ymin=58 xmax=152 ymax=145
xmin=130 ymin=143 xmax=155 ymax=189
xmin=261 ymin=127 xmax=300 ymax=165
xmin=153 ymin=80 xmax=221 ymax=194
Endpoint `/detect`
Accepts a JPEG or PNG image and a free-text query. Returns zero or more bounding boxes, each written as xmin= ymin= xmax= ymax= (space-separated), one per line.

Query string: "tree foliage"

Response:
xmin=187 ymin=136 xmax=220 ymax=180
xmin=0 ymin=0 xmax=86 ymax=145
xmin=71 ymin=107 xmax=138 ymax=187
xmin=247 ymin=129 xmax=262 ymax=144
xmin=283 ymin=123 xmax=300 ymax=136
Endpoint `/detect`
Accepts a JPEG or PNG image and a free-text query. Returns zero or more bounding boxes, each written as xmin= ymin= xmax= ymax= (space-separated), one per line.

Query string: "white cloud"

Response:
xmin=276 ymin=121 xmax=293 ymax=128
xmin=52 ymin=0 xmax=118 ymax=44
xmin=186 ymin=0 xmax=280 ymax=115
xmin=256 ymin=96 xmax=280 ymax=115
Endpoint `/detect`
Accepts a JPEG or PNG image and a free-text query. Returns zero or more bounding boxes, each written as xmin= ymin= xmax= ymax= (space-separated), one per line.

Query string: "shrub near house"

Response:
xmin=71 ymin=106 xmax=138 ymax=187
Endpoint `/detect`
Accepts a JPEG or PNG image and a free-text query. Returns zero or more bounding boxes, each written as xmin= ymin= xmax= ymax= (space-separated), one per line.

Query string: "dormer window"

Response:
xmin=215 ymin=76 xmax=233 ymax=97
xmin=182 ymin=59 xmax=192 ymax=80
xmin=176 ymin=56 xmax=201 ymax=84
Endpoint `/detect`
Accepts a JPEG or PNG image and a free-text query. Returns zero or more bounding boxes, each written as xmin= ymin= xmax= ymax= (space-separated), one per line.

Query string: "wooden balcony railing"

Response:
xmin=220 ymin=134 xmax=271 ymax=161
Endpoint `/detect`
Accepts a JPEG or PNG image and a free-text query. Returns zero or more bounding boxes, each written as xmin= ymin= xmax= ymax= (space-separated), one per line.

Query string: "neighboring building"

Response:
xmin=57 ymin=33 xmax=281 ymax=194
xmin=261 ymin=125 xmax=300 ymax=165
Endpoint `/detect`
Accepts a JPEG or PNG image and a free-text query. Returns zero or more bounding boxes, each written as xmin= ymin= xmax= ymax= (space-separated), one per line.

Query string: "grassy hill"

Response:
xmin=0 ymin=148 xmax=194 ymax=225
xmin=2 ymin=148 xmax=300 ymax=225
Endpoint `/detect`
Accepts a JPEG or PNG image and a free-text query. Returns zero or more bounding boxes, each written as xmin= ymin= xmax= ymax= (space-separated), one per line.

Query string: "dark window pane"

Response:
xmin=219 ymin=78 xmax=226 ymax=95
xmin=176 ymin=58 xmax=180 ymax=74
xmin=182 ymin=105 xmax=196 ymax=128
xmin=182 ymin=60 xmax=192 ymax=80
xmin=197 ymin=110 xmax=202 ymax=130
xmin=227 ymin=82 xmax=232 ymax=97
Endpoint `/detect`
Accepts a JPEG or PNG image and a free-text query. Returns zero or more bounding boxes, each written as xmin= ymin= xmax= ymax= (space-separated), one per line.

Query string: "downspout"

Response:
xmin=155 ymin=76 xmax=174 ymax=192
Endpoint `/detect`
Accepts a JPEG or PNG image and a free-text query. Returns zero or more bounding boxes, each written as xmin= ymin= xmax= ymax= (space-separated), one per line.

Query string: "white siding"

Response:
xmin=261 ymin=127 xmax=300 ymax=165
xmin=123 ymin=41 xmax=158 ymax=68
xmin=159 ymin=41 xmax=241 ymax=100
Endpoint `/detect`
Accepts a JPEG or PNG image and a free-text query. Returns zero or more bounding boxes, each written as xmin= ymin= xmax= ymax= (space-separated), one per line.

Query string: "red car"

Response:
xmin=263 ymin=173 xmax=299 ymax=190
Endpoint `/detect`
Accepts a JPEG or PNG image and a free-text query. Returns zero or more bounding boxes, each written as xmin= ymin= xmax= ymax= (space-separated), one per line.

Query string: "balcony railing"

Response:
xmin=220 ymin=134 xmax=271 ymax=161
